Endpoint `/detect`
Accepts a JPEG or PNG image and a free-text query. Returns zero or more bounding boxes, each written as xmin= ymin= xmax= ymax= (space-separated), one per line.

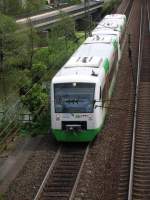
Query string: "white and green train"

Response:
xmin=51 ymin=14 xmax=126 ymax=142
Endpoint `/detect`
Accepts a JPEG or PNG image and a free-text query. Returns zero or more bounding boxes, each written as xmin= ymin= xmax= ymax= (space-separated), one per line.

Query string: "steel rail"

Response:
xmin=34 ymin=146 xmax=61 ymax=200
xmin=146 ymin=0 xmax=150 ymax=32
xmin=128 ymin=5 xmax=143 ymax=200
xmin=69 ymin=144 xmax=90 ymax=200
xmin=123 ymin=0 xmax=132 ymax=15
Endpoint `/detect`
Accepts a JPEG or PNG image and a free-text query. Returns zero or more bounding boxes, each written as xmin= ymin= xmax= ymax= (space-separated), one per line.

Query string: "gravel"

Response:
xmin=5 ymin=135 xmax=59 ymax=200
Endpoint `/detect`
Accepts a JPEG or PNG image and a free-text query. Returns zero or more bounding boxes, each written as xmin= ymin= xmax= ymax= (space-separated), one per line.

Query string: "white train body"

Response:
xmin=51 ymin=14 xmax=126 ymax=141
xmin=92 ymin=14 xmax=126 ymax=59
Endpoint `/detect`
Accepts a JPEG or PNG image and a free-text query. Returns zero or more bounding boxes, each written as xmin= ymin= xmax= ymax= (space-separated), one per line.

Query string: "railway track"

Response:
xmin=128 ymin=0 xmax=150 ymax=199
xmin=34 ymin=143 xmax=89 ymax=200
xmin=116 ymin=0 xmax=141 ymax=199
xmin=117 ymin=0 xmax=150 ymax=199
xmin=117 ymin=0 xmax=133 ymax=15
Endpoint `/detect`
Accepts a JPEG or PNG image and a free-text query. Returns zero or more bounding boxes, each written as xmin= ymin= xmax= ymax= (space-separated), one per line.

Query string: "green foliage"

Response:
xmin=0 ymin=13 xmax=30 ymax=70
xmin=17 ymin=69 xmax=32 ymax=95
xmin=20 ymin=110 xmax=50 ymax=136
xmin=21 ymin=84 xmax=48 ymax=113
xmin=18 ymin=69 xmax=31 ymax=84
xmin=24 ymin=0 xmax=45 ymax=13
xmin=22 ymin=19 xmax=40 ymax=69
xmin=0 ymin=0 xmax=45 ymax=16
xmin=0 ymin=13 xmax=17 ymax=32
xmin=33 ymin=48 xmax=50 ymax=66
xmin=0 ymin=0 xmax=22 ymax=16
xmin=32 ymin=30 xmax=84 ymax=71
xmin=57 ymin=12 xmax=76 ymax=39
xmin=47 ymin=13 xmax=82 ymax=68
xmin=0 ymin=13 xmax=17 ymax=70
xmin=31 ymin=62 xmax=47 ymax=83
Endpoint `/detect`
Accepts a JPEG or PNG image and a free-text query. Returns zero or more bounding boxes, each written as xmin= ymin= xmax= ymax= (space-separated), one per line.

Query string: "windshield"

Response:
xmin=54 ymin=83 xmax=95 ymax=113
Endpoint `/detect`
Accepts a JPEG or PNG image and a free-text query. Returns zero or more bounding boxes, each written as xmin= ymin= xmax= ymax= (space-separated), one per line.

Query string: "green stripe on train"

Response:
xmin=52 ymin=128 xmax=102 ymax=142
xmin=103 ymin=58 xmax=109 ymax=73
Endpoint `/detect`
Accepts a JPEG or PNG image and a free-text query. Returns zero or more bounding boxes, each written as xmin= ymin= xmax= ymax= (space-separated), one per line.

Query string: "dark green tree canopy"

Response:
xmin=0 ymin=0 xmax=45 ymax=16
xmin=0 ymin=0 xmax=22 ymax=15
xmin=0 ymin=13 xmax=18 ymax=70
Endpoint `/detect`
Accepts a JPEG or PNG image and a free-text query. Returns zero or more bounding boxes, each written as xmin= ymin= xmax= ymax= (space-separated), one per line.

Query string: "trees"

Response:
xmin=0 ymin=13 xmax=18 ymax=71
xmin=0 ymin=0 xmax=45 ymax=16
xmin=0 ymin=12 xmax=32 ymax=71
xmin=0 ymin=0 xmax=22 ymax=16
xmin=48 ymin=12 xmax=78 ymax=67
xmin=24 ymin=0 xmax=45 ymax=13
xmin=24 ymin=18 xmax=39 ymax=69
xmin=21 ymin=84 xmax=48 ymax=113
xmin=57 ymin=12 xmax=77 ymax=48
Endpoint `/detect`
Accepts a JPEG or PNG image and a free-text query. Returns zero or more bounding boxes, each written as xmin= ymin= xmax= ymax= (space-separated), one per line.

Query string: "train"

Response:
xmin=51 ymin=14 xmax=126 ymax=142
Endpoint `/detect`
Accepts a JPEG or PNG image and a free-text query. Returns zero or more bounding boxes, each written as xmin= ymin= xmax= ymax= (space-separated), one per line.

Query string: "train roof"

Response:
xmin=64 ymin=34 xmax=116 ymax=68
xmin=51 ymin=14 xmax=126 ymax=84
xmin=104 ymin=14 xmax=126 ymax=20
xmin=92 ymin=15 xmax=126 ymax=38
xmin=92 ymin=28 xmax=120 ymax=39
xmin=97 ymin=17 xmax=125 ymax=30
xmin=52 ymin=34 xmax=117 ymax=83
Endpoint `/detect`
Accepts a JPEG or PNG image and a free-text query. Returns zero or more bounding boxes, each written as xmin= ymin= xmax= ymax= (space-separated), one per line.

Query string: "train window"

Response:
xmin=54 ymin=83 xmax=95 ymax=113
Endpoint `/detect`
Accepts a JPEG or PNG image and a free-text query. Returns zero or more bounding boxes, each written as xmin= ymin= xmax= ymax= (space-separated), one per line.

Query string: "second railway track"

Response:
xmin=117 ymin=0 xmax=150 ymax=199
xmin=128 ymin=0 xmax=150 ymax=199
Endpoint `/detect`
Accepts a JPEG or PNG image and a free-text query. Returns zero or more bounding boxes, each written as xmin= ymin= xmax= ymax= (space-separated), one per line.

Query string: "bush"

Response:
xmin=21 ymin=84 xmax=48 ymax=113
xmin=33 ymin=48 xmax=49 ymax=66
xmin=31 ymin=62 xmax=47 ymax=83
xmin=18 ymin=69 xmax=32 ymax=95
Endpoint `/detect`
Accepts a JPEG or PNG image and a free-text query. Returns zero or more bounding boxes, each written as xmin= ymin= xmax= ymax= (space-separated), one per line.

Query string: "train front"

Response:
xmin=51 ymin=79 xmax=99 ymax=142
